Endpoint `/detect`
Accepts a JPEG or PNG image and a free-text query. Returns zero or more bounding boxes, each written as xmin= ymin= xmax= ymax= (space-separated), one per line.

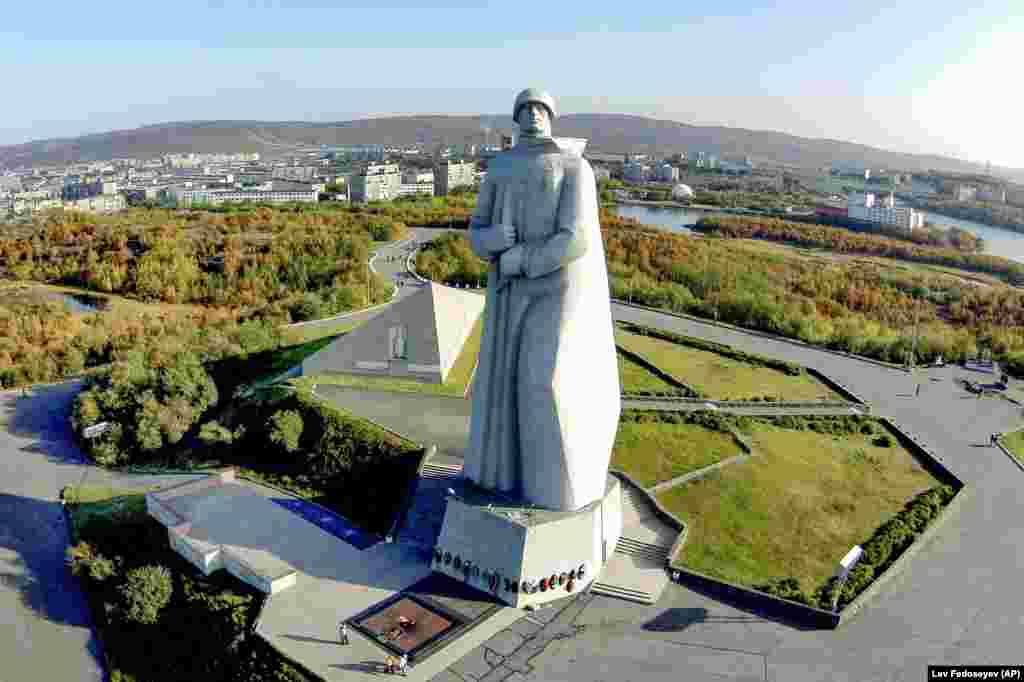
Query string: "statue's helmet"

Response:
xmin=513 ymin=88 xmax=557 ymax=123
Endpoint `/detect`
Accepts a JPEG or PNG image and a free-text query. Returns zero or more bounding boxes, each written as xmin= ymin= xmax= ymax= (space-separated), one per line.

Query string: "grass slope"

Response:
xmin=659 ymin=421 xmax=937 ymax=591
xmin=617 ymin=350 xmax=678 ymax=393
xmin=614 ymin=328 xmax=836 ymax=400
xmin=1000 ymin=429 xmax=1024 ymax=467
xmin=611 ymin=419 xmax=744 ymax=488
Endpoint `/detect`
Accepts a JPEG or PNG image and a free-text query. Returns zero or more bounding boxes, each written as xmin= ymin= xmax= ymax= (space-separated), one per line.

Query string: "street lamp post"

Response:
xmin=831 ymin=545 xmax=864 ymax=612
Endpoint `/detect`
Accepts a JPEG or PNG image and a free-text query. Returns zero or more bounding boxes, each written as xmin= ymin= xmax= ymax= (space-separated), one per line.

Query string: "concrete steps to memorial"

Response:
xmin=589 ymin=581 xmax=659 ymax=605
xmin=614 ymin=536 xmax=671 ymax=564
xmin=420 ymin=462 xmax=463 ymax=480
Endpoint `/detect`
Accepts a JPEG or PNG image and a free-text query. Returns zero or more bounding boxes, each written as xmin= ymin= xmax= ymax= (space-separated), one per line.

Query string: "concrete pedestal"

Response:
xmin=432 ymin=475 xmax=622 ymax=608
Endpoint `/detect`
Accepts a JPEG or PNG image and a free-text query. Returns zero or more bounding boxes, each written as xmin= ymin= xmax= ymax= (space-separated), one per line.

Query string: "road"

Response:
xmin=286 ymin=227 xmax=459 ymax=333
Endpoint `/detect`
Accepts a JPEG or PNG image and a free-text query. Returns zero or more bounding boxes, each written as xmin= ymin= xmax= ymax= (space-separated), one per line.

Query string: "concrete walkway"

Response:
xmin=647 ymin=451 xmax=752 ymax=494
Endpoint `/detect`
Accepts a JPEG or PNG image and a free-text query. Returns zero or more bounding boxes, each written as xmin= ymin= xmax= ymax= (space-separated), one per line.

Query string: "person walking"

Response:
xmin=385 ymin=655 xmax=395 ymax=674
xmin=338 ymin=621 xmax=349 ymax=645
xmin=398 ymin=654 xmax=409 ymax=676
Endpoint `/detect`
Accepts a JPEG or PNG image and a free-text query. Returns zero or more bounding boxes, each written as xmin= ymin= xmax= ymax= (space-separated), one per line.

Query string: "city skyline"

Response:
xmin=2 ymin=0 xmax=1022 ymax=169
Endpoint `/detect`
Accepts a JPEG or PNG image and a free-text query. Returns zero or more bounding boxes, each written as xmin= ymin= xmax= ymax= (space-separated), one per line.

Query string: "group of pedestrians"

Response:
xmin=338 ymin=622 xmax=410 ymax=676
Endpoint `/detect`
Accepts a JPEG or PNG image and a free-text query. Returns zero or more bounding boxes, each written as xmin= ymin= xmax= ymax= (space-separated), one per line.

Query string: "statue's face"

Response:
xmin=517 ymin=102 xmax=551 ymax=137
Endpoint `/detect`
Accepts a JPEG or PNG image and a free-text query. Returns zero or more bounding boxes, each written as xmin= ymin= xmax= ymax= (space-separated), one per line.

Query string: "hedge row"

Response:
xmin=616 ymin=321 xmax=804 ymax=376
xmin=215 ymin=388 xmax=423 ymax=535
xmin=620 ymin=408 xmax=739 ymax=434
xmin=755 ymin=484 xmax=957 ymax=610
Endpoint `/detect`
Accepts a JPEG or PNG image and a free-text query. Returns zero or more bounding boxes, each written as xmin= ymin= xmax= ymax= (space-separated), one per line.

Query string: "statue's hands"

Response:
xmin=476 ymin=223 xmax=516 ymax=255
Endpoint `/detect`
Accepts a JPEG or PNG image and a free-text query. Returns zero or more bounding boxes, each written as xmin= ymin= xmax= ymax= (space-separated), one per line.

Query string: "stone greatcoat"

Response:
xmin=463 ymin=137 xmax=620 ymax=512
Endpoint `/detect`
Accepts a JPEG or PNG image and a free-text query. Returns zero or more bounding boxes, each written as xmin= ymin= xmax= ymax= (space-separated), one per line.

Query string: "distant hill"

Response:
xmin=2 ymin=114 xmax=1018 ymax=182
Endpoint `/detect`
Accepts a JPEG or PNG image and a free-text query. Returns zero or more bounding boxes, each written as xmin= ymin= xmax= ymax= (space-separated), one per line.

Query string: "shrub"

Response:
xmin=755 ymin=577 xmax=810 ymax=604
xmin=117 ymin=565 xmax=173 ymax=625
xmin=199 ymin=420 xmax=236 ymax=446
xmin=73 ymin=352 xmax=218 ymax=466
xmin=268 ymin=409 xmax=304 ymax=453
xmin=860 ymin=422 xmax=874 ymax=435
xmin=873 ymin=434 xmax=893 ymax=447
xmin=67 ymin=542 xmax=117 ymax=582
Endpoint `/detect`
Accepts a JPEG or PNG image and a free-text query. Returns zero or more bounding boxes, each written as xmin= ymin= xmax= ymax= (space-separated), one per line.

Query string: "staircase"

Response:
xmin=589 ymin=483 xmax=677 ymax=606
xmin=614 ymin=536 xmax=672 ymax=564
xmin=589 ymin=580 xmax=659 ymax=605
xmin=419 ymin=462 xmax=463 ymax=480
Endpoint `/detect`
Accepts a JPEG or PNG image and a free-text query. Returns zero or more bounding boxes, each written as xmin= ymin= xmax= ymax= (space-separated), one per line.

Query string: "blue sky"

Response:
xmin=2 ymin=0 xmax=1022 ymax=167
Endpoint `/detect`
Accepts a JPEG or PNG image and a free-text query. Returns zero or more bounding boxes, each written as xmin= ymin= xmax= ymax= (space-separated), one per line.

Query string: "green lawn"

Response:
xmin=611 ymin=418 xmax=744 ymax=488
xmin=279 ymin=319 xmax=362 ymax=346
xmin=298 ymin=316 xmax=484 ymax=397
xmin=615 ymin=328 xmax=837 ymax=401
xmin=1001 ymin=429 xmax=1024 ymax=466
xmin=63 ymin=485 xmax=162 ymax=536
xmin=617 ymin=350 xmax=679 ymax=393
xmin=658 ymin=421 xmax=938 ymax=592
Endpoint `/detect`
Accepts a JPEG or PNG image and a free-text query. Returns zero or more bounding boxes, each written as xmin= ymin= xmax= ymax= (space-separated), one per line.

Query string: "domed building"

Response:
xmin=672 ymin=184 xmax=695 ymax=200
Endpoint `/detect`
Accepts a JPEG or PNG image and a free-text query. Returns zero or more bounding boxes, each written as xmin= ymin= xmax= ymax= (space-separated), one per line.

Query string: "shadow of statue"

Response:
xmin=642 ymin=607 xmax=708 ymax=632
xmin=329 ymin=660 xmax=389 ymax=675
xmin=281 ymin=633 xmax=346 ymax=646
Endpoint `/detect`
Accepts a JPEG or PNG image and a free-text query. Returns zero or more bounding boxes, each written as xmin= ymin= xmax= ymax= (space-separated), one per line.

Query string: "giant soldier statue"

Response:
xmin=463 ymin=88 xmax=620 ymax=512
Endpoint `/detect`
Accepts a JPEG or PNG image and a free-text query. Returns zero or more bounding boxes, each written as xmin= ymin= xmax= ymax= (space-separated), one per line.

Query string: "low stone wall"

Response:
xmin=878 ymin=417 xmax=962 ymax=488
xmin=805 ymin=368 xmax=869 ymax=406
xmin=671 ymin=565 xmax=841 ymax=629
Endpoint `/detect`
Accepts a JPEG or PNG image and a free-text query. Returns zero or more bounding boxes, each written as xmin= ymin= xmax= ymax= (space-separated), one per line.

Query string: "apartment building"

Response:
xmin=434 ymin=160 xmax=476 ymax=196
xmin=397 ymin=182 xmax=435 ymax=198
xmin=62 ymin=180 xmax=118 ymax=201
xmin=65 ymin=194 xmax=127 ymax=213
xmin=623 ymin=161 xmax=650 ymax=183
xmin=402 ymin=169 xmax=434 ymax=184
xmin=350 ymin=163 xmax=401 ymax=202
xmin=173 ymin=187 xmax=318 ymax=206
xmin=655 ymin=164 xmax=680 ymax=183
xmin=847 ymin=191 xmax=924 ymax=232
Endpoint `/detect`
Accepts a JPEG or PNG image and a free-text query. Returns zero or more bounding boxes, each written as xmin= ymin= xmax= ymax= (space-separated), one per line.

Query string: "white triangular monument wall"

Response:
xmin=301 ymin=283 xmax=484 ymax=384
